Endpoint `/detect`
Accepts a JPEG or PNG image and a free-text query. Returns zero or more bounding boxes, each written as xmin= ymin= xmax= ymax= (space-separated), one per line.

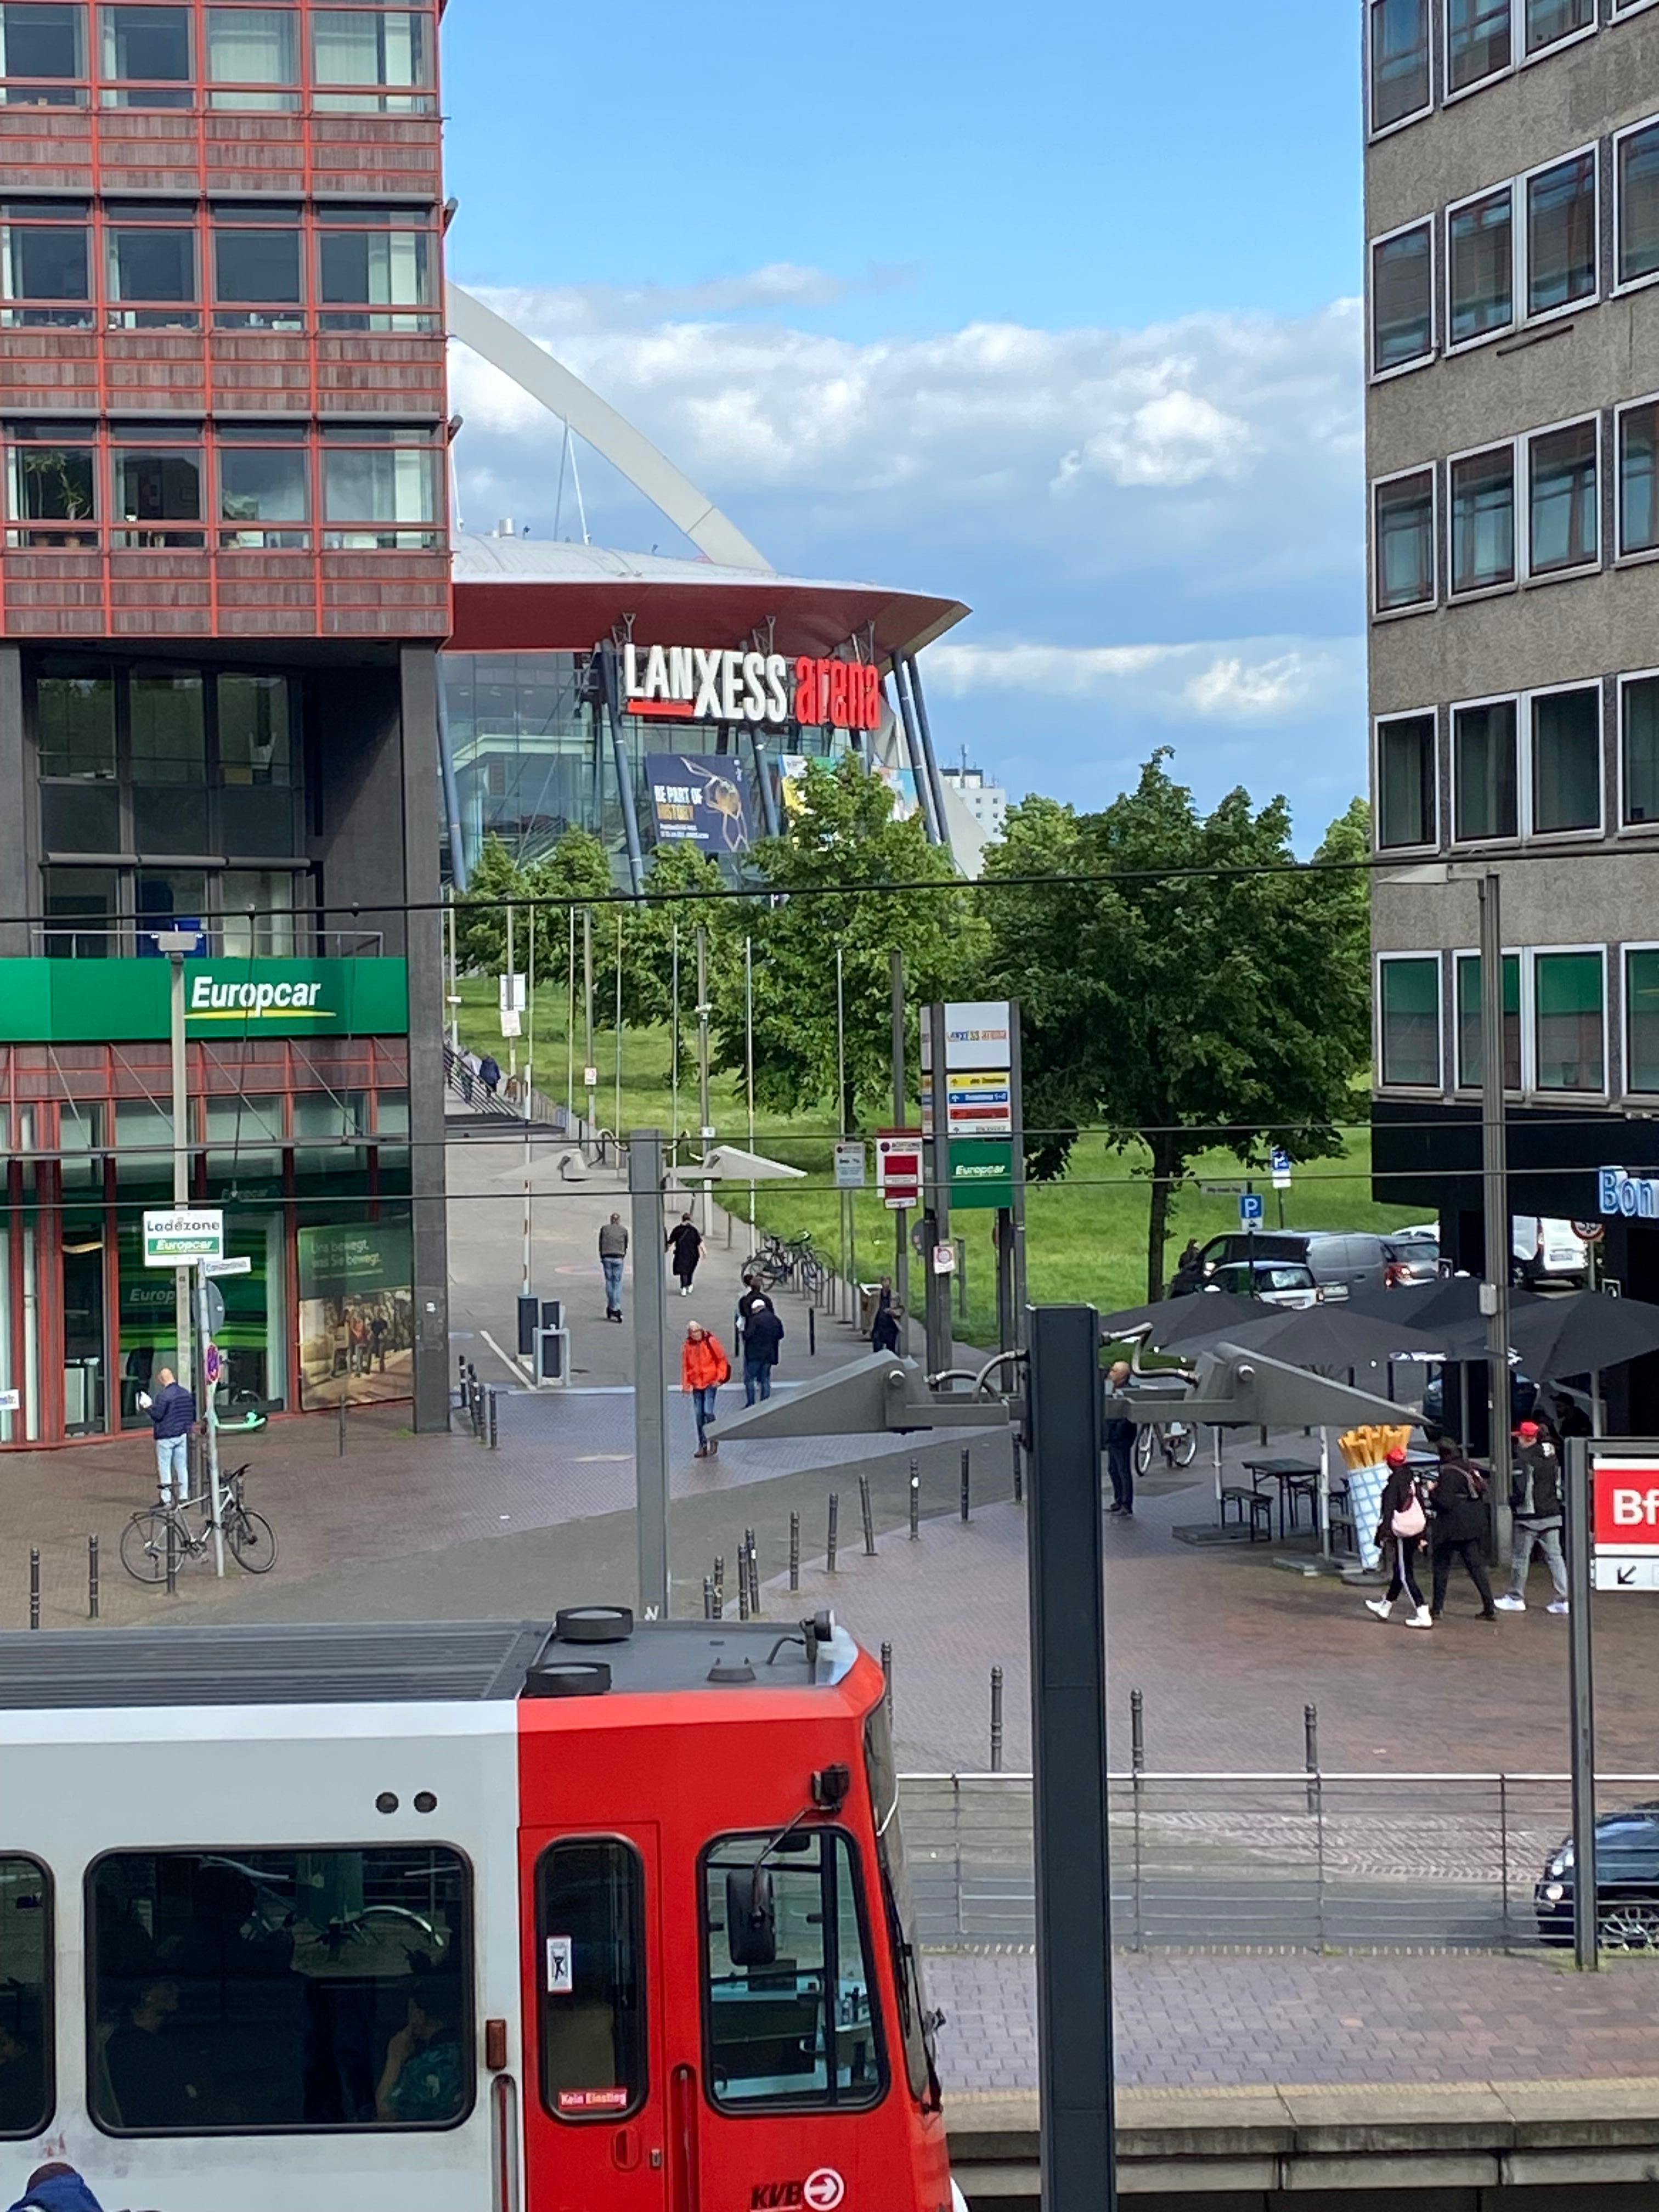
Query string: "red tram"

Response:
xmin=0 ymin=1609 xmax=958 ymax=2212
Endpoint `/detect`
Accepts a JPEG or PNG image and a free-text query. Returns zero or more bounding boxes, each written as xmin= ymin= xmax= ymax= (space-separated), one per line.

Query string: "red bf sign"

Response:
xmin=1593 ymin=1459 xmax=1659 ymax=1550
xmin=876 ymin=1132 xmax=922 ymax=1211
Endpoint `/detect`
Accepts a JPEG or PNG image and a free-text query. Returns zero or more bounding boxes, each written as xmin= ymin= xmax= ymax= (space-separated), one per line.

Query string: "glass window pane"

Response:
xmin=1528 ymin=419 xmax=1598 ymax=573
xmin=312 ymin=8 xmax=430 ymax=109
xmin=134 ymin=867 xmax=204 ymax=944
xmin=1372 ymin=225 xmax=1432 ymax=369
xmin=131 ymin=668 xmax=204 ymax=785
xmin=1535 ymin=952 xmax=1604 ymax=1091
xmin=36 ymin=665 xmax=112 ymax=776
xmin=1375 ymin=471 xmax=1435 ymax=608
xmin=1621 ymin=402 xmax=1659 ymax=556
xmin=1528 ymin=154 xmax=1598 ymax=316
xmin=9 ymin=442 xmax=95 ymax=541
xmin=99 ymin=3 xmax=189 ymax=100
xmin=1455 ymin=951 xmax=1522 ymax=1089
xmin=1451 ymin=447 xmax=1515 ymax=591
xmin=43 ymin=862 xmax=115 ymax=955
xmin=114 ymin=447 xmax=202 ymax=541
xmin=1380 ymin=958 xmax=1441 ymax=1087
xmin=0 ymin=218 xmax=89 ymax=314
xmin=1453 ymin=698 xmax=1519 ymax=839
xmin=1449 ymin=190 xmax=1513 ymax=343
xmin=218 ymin=673 xmax=291 ymax=783
xmin=864 ymin=1703 xmax=936 ymax=2106
xmin=1626 ymin=675 xmax=1659 ymax=825
xmin=1531 ymin=687 xmax=1601 ymax=832
xmin=0 ymin=1856 xmax=51 ymax=2137
xmin=1620 ymin=122 xmax=1659 ymax=286
xmin=1526 ymin=0 xmax=1593 ymax=49
xmin=89 ymin=1848 xmax=471 ymax=2130
xmin=1369 ymin=0 xmax=1429 ymax=128
xmin=1448 ymin=0 xmax=1510 ymax=91
xmin=106 ymin=222 xmax=196 ymax=328
xmin=220 ymin=869 xmax=294 ymax=954
xmin=41 ymin=780 xmax=117 ymax=848
xmin=213 ymin=225 xmax=301 ymax=306
xmin=205 ymin=5 xmax=296 ymax=108
xmin=318 ymin=227 xmax=433 ymax=326
xmin=537 ymin=1841 xmax=646 ymax=2121
xmin=322 ymin=444 xmax=439 ymax=546
xmin=1376 ymin=714 xmax=1435 ymax=848
xmin=219 ymin=445 xmax=308 ymax=547
xmin=702 ymin=1831 xmax=883 ymax=2111
xmin=0 ymin=4 xmax=86 ymax=82
xmin=1627 ymin=949 xmax=1659 ymax=1092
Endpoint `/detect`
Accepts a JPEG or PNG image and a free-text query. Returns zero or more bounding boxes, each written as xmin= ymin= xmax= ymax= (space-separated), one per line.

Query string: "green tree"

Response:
xmin=452 ymin=833 xmax=523 ymax=975
xmin=712 ymin=758 xmax=983 ymax=1127
xmin=981 ymin=753 xmax=1370 ymax=1298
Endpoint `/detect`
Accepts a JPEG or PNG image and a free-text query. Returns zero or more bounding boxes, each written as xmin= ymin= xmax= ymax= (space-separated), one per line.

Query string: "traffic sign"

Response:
xmin=498 ymin=973 xmax=526 ymax=1013
xmin=1271 ymin=1147 xmax=1293 ymax=1191
xmin=201 ymin=1254 xmax=251 ymax=1278
xmin=833 ymin=1140 xmax=866 ymax=1189
xmin=876 ymin=1131 xmax=923 ymax=1211
xmin=1239 ymin=1193 xmax=1265 ymax=1229
xmin=143 ymin=1208 xmax=223 ymax=1267
xmin=931 ymin=1241 xmax=956 ymax=1275
xmin=1200 ymin=1179 xmax=1245 ymax=1197
xmin=1573 ymin=1220 xmax=1607 ymax=1243
xmin=204 ymin=1342 xmax=223 ymax=1387
xmin=1595 ymin=1557 xmax=1659 ymax=1591
xmin=200 ymin=1283 xmax=225 ymax=1336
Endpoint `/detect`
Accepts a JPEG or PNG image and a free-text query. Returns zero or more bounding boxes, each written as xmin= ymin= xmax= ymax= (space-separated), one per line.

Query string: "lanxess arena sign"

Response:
xmin=623 ymin=643 xmax=880 ymax=733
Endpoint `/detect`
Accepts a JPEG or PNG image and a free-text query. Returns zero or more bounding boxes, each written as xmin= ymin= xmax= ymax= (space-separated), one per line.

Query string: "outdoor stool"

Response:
xmin=1284 ymin=1475 xmax=1318 ymax=1531
xmin=1221 ymin=1486 xmax=1274 ymax=1541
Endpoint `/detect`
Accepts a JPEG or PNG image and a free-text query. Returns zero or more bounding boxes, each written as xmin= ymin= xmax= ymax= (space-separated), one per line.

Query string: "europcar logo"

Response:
xmin=190 ymin=973 xmax=329 ymax=1018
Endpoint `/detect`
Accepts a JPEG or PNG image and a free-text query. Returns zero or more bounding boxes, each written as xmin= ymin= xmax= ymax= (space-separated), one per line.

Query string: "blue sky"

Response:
xmin=442 ymin=1 xmax=1367 ymax=844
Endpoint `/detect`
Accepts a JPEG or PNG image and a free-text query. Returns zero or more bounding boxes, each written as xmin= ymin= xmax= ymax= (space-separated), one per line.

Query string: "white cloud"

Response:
xmin=929 ymin=637 xmax=1359 ymax=725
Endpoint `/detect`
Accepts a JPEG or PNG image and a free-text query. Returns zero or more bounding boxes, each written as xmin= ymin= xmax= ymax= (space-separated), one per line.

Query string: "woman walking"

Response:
xmin=1364 ymin=1446 xmax=1432 ymax=1628
xmin=667 ymin=1211 xmax=704 ymax=1297
xmin=681 ymin=1322 xmax=730 ymax=1459
xmin=1428 ymin=1435 xmax=1497 ymax=1621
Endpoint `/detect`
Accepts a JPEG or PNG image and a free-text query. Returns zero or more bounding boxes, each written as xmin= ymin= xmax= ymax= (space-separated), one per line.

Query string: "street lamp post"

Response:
xmin=157 ymin=932 xmax=195 ymax=1397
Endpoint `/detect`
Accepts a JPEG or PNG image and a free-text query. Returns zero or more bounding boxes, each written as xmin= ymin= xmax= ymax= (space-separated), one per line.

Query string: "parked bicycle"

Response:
xmin=747 ymin=1231 xmax=825 ymax=1295
xmin=120 ymin=1464 xmax=278 ymax=1585
xmin=1133 ymin=1418 xmax=1199 ymax=1477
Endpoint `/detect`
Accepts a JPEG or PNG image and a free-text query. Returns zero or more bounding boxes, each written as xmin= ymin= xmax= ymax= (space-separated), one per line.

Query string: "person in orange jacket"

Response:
xmin=681 ymin=1322 xmax=731 ymax=1458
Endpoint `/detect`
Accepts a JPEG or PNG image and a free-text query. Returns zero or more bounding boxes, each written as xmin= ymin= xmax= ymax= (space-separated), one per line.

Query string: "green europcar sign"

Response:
xmin=0 ymin=959 xmax=408 ymax=1043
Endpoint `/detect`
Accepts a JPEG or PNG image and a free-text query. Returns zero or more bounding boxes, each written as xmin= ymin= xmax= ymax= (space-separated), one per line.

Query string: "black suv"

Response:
xmin=1536 ymin=1805 xmax=1659 ymax=1949
xmin=1197 ymin=1230 xmax=1398 ymax=1301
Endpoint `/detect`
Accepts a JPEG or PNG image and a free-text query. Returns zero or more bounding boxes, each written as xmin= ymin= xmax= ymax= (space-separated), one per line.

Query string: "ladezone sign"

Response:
xmin=622 ymin=644 xmax=881 ymax=732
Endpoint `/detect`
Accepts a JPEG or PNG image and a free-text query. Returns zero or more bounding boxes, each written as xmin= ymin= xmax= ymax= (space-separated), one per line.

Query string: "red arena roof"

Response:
xmin=449 ymin=534 xmax=970 ymax=663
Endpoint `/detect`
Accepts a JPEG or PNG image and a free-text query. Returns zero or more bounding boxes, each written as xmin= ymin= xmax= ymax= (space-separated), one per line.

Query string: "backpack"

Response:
xmin=1391 ymin=1482 xmax=1426 ymax=1539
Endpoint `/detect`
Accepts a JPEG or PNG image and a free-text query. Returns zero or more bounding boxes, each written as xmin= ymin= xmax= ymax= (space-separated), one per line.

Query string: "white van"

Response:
xmin=1513 ymin=1217 xmax=1588 ymax=1285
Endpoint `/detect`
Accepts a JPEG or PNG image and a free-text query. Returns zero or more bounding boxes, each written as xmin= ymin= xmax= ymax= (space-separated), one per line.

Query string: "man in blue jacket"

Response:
xmin=8 ymin=2165 xmax=104 ymax=2212
xmin=139 ymin=1364 xmax=196 ymax=1506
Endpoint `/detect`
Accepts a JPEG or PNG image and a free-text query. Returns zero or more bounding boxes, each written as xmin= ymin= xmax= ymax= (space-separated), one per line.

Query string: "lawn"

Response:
xmin=451 ymin=977 xmax=1422 ymax=1339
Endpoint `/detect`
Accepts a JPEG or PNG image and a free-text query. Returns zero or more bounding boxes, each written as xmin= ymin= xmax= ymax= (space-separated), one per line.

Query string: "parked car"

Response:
xmin=1384 ymin=1227 xmax=1441 ymax=1284
xmin=1204 ymin=1259 xmax=1322 ymax=1309
xmin=1536 ymin=1805 xmax=1659 ymax=1949
xmin=1197 ymin=1229 xmax=1397 ymax=1300
xmin=1513 ymin=1216 xmax=1589 ymax=1287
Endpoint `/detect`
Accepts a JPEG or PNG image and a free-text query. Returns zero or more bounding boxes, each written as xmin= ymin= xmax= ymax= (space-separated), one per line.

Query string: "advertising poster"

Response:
xmin=644 ymin=755 xmax=754 ymax=855
xmin=873 ymin=763 xmax=921 ymax=823
xmin=297 ymin=1220 xmax=413 ymax=1409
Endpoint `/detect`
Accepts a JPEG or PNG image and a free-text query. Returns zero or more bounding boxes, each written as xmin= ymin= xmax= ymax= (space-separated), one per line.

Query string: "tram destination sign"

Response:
xmin=143 ymin=1209 xmax=224 ymax=1267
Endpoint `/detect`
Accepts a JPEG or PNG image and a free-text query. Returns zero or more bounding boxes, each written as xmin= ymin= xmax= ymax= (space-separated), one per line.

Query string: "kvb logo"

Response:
xmin=749 ymin=2170 xmax=845 ymax=2211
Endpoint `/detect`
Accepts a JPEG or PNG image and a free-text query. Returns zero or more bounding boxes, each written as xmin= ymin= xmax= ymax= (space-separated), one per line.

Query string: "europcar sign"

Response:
xmin=0 ymin=958 xmax=408 ymax=1042
xmin=622 ymin=643 xmax=881 ymax=733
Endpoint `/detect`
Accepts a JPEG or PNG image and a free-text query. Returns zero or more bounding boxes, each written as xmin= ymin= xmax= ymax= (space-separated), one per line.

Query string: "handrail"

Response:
xmin=900 ymin=1768 xmax=1659 ymax=1786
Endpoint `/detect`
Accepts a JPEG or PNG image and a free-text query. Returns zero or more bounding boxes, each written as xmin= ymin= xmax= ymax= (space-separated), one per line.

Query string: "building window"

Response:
xmin=1376 ymin=714 xmax=1437 ymax=849
xmin=7 ymin=422 xmax=95 ymax=545
xmin=217 ymin=428 xmax=308 ymax=549
xmin=701 ymin=1830 xmax=884 ymax=2112
xmin=1373 ymin=470 xmax=1436 ymax=611
xmin=1531 ymin=686 xmax=1602 ymax=834
xmin=0 ymin=3 xmax=86 ymax=103
xmin=1526 ymin=150 xmax=1597 ymax=318
xmin=1455 ymin=951 xmax=1522 ymax=1090
xmin=204 ymin=5 xmax=297 ymax=109
xmin=1369 ymin=0 xmax=1430 ymax=131
xmin=321 ymin=428 xmax=441 ymax=549
xmin=220 ymin=868 xmax=295 ymax=955
xmin=106 ymin=207 xmax=198 ymax=330
xmin=1618 ymin=399 xmax=1659 ymax=556
xmin=1371 ymin=223 xmax=1434 ymax=373
xmin=1380 ymin=957 xmax=1442 ymax=1088
xmin=130 ymin=666 xmax=205 ymax=850
xmin=537 ymin=1840 xmax=646 ymax=2123
xmin=1622 ymin=674 xmax=1659 ymax=825
xmin=98 ymin=3 xmax=190 ymax=105
xmin=1526 ymin=0 xmax=1594 ymax=52
xmin=311 ymin=8 xmax=433 ymax=113
xmin=112 ymin=439 xmax=203 ymax=547
xmin=88 ymin=1848 xmax=472 ymax=2131
xmin=218 ymin=671 xmax=296 ymax=851
xmin=317 ymin=215 xmax=436 ymax=331
xmin=0 ymin=1857 xmax=50 ymax=2137
xmin=1448 ymin=187 xmax=1514 ymax=344
xmin=0 ymin=201 xmax=91 ymax=326
xmin=36 ymin=662 xmax=113 ymax=778
xmin=1452 ymin=698 xmax=1519 ymax=841
xmin=1451 ymin=444 xmax=1515 ymax=593
xmin=212 ymin=208 xmax=303 ymax=330
xmin=1627 ymin=949 xmax=1659 ymax=1092
xmin=1533 ymin=950 xmax=1604 ymax=1091
xmin=1617 ymin=119 xmax=1659 ymax=289
xmin=42 ymin=864 xmax=116 ymax=955
xmin=1527 ymin=418 xmax=1598 ymax=575
xmin=1447 ymin=0 xmax=1511 ymax=94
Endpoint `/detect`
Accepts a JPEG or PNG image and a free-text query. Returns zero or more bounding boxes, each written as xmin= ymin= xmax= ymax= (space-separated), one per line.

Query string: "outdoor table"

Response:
xmin=1240 ymin=1455 xmax=1323 ymax=1542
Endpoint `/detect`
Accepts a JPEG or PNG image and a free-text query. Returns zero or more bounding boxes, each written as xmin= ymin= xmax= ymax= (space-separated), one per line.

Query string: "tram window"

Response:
xmin=0 ymin=1857 xmax=52 ymax=2138
xmin=87 ymin=1848 xmax=471 ymax=2134
xmin=536 ymin=1839 xmax=646 ymax=2122
xmin=701 ymin=1831 xmax=885 ymax=2112
xmin=864 ymin=1705 xmax=940 ymax=2107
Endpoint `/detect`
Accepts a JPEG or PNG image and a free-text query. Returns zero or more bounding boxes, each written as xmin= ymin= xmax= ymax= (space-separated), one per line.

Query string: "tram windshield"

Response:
xmin=0 ymin=1857 xmax=50 ymax=2138
xmin=88 ymin=1848 xmax=470 ymax=2132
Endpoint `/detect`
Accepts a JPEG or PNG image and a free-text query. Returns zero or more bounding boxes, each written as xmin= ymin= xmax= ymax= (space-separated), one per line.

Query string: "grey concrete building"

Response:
xmin=1365 ymin=0 xmax=1659 ymax=1419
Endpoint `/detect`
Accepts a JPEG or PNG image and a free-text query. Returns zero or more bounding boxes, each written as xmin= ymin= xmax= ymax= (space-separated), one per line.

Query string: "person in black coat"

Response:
xmin=1428 ymin=1436 xmax=1496 ymax=1620
xmin=1104 ymin=1358 xmax=1136 ymax=1517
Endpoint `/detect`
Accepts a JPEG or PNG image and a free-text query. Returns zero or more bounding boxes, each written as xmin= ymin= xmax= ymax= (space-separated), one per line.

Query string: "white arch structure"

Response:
xmin=445 ymin=281 xmax=772 ymax=573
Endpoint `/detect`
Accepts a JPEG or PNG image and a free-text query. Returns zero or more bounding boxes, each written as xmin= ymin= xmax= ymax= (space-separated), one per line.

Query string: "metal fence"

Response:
xmin=896 ymin=1771 xmax=1659 ymax=1953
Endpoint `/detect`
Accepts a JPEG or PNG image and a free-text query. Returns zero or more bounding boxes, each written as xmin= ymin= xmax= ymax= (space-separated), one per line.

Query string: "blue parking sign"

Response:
xmin=1239 ymin=1193 xmax=1265 ymax=1228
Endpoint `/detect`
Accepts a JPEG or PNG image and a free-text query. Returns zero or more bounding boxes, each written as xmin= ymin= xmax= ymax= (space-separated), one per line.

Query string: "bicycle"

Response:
xmin=1133 ymin=1418 xmax=1199 ymax=1477
xmin=120 ymin=1464 xmax=279 ymax=1585
xmin=747 ymin=1231 xmax=822 ymax=1293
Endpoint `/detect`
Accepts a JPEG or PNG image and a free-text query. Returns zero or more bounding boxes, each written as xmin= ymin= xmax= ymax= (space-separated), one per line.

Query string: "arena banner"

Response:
xmin=644 ymin=755 xmax=754 ymax=855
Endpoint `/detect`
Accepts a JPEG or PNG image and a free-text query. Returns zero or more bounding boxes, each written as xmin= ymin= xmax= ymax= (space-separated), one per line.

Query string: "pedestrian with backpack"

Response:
xmin=1365 ymin=1446 xmax=1432 ymax=1628
xmin=1427 ymin=1435 xmax=1497 ymax=1621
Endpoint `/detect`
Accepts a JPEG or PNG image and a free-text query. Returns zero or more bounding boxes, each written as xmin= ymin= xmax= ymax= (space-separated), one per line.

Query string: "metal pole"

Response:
xmin=860 ymin=1473 xmax=876 ymax=1556
xmin=1026 ymin=1304 xmax=1116 ymax=2212
xmin=696 ymin=926 xmax=712 ymax=1235
xmin=1566 ymin=1435 xmax=1598 ymax=1970
xmin=670 ymin=924 xmax=680 ymax=1161
xmin=1013 ymin=1430 xmax=1024 ymax=1505
xmin=808 ymin=1307 xmax=816 ymax=1358
xmin=583 ymin=905 xmax=595 ymax=1133
xmin=170 ymin=950 xmax=190 ymax=1385
xmin=1130 ymin=1688 xmax=1144 ymax=1791
xmin=195 ymin=1277 xmax=223 ymax=1578
xmin=826 ymin=1493 xmax=839 ymax=1574
xmin=990 ymin=1666 xmax=1005 ymax=1773
xmin=881 ymin=1640 xmax=893 ymax=1712
xmin=27 ymin=1548 xmax=38 ymax=1630
xmin=924 ymin=1001 xmax=953 ymax=1379
xmin=505 ymin=905 xmax=516 ymax=1090
xmin=961 ymin=1446 xmax=971 ymax=1522
xmin=1480 ymin=874 xmax=1514 ymax=1561
xmin=890 ymin=949 xmax=910 ymax=1355
xmin=615 ymin=911 xmax=624 ymax=1144
xmin=909 ymin=1466 xmax=920 ymax=1539
xmin=522 ymin=896 xmax=534 ymax=1295
xmin=1009 ymin=998 xmax=1028 ymax=1347
xmin=745 ymin=934 xmax=756 ymax=1244
xmin=1305 ymin=1703 xmax=1321 ymax=1818
xmin=630 ymin=1129 xmax=671 ymax=1619
xmin=566 ymin=906 xmax=576 ymax=1123
xmin=905 ymin=653 xmax=953 ymax=864
xmin=789 ymin=1510 xmax=800 ymax=1592
xmin=88 ymin=1534 xmax=99 ymax=1620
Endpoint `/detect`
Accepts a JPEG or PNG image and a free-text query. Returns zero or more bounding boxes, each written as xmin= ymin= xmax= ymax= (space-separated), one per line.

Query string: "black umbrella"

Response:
xmin=1506 ymin=1291 xmax=1659 ymax=1382
xmin=1216 ymin=1301 xmax=1447 ymax=1372
xmin=1146 ymin=1292 xmax=1272 ymax=1349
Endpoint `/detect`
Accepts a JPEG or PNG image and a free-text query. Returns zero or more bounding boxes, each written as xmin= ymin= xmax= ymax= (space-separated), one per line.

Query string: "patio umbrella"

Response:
xmin=1505 ymin=1290 xmax=1659 ymax=1383
xmin=1144 ymin=1293 xmax=1269 ymax=1350
xmin=1217 ymin=1302 xmax=1447 ymax=1372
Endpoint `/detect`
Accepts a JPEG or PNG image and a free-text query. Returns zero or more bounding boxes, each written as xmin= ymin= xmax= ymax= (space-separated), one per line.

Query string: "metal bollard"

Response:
xmin=1130 ymin=1687 xmax=1146 ymax=1793
xmin=990 ymin=1666 xmax=1004 ymax=1771
xmin=826 ymin=1493 xmax=839 ymax=1574
xmin=737 ymin=1562 xmax=751 ymax=1621
xmin=744 ymin=1530 xmax=759 ymax=1617
xmin=909 ymin=1467 xmax=920 ymax=1541
xmin=88 ymin=1534 xmax=99 ymax=1621
xmin=702 ymin=1576 xmax=714 ymax=1621
xmin=28 ymin=1548 xmax=39 ymax=1630
xmin=166 ymin=1516 xmax=177 ymax=1596
xmin=1305 ymin=1702 xmax=1321 ymax=1816
xmin=337 ymin=1390 xmax=347 ymax=1457
xmin=1012 ymin=1431 xmax=1024 ymax=1505
xmin=860 ymin=1474 xmax=876 ymax=1556
xmin=711 ymin=1573 xmax=724 ymax=1622
xmin=789 ymin=1510 xmax=800 ymax=1592
xmin=961 ymin=1447 xmax=971 ymax=1522
xmin=881 ymin=1640 xmax=893 ymax=1712
xmin=809 ymin=1308 xmax=816 ymax=1358
xmin=713 ymin=1554 xmax=724 ymax=1601
xmin=487 ymin=1387 xmax=500 ymax=1449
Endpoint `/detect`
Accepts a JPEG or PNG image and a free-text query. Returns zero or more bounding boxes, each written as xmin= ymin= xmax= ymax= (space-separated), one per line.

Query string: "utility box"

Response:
xmin=517 ymin=1293 xmax=539 ymax=1357
xmin=537 ymin=1327 xmax=570 ymax=1385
